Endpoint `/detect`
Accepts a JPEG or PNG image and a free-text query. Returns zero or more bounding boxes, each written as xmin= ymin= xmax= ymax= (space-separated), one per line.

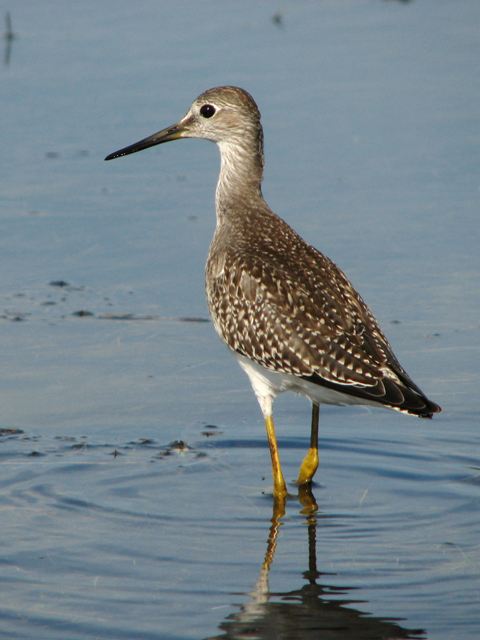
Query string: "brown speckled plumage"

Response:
xmin=106 ymin=85 xmax=440 ymax=492
xmin=197 ymin=87 xmax=440 ymax=418
xmin=206 ymin=198 xmax=437 ymax=416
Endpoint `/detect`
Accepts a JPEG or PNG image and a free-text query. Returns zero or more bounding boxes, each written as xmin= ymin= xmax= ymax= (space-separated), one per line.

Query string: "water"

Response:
xmin=0 ymin=1 xmax=479 ymax=638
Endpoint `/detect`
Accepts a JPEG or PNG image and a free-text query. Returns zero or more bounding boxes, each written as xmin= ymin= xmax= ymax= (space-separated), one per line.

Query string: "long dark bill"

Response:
xmin=104 ymin=123 xmax=182 ymax=161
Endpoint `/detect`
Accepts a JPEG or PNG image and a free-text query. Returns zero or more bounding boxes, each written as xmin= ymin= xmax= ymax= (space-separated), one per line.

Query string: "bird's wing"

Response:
xmin=206 ymin=226 xmax=439 ymax=416
xmin=208 ymin=248 xmax=399 ymax=388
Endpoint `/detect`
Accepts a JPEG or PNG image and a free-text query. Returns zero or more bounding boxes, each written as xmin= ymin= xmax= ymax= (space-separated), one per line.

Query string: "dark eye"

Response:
xmin=200 ymin=104 xmax=216 ymax=118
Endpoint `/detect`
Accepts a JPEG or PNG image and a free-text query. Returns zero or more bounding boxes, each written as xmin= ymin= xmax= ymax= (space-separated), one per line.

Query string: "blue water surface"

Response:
xmin=0 ymin=1 xmax=479 ymax=638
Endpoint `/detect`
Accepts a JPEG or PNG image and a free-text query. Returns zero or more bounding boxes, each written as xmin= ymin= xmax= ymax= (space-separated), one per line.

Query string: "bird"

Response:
xmin=105 ymin=86 xmax=441 ymax=499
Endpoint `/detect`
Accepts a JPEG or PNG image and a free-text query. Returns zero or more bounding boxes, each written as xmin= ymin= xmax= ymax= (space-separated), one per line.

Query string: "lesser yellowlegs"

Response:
xmin=105 ymin=86 xmax=441 ymax=498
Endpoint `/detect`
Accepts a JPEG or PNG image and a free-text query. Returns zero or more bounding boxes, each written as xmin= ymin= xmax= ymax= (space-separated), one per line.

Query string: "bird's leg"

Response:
xmin=264 ymin=414 xmax=287 ymax=498
xmin=296 ymin=402 xmax=319 ymax=486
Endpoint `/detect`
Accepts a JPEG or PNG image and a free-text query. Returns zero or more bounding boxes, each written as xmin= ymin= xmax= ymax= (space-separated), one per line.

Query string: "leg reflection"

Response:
xmin=209 ymin=487 xmax=425 ymax=639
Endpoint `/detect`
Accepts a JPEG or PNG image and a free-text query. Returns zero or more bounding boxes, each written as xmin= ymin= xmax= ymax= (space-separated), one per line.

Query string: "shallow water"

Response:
xmin=1 ymin=1 xmax=479 ymax=638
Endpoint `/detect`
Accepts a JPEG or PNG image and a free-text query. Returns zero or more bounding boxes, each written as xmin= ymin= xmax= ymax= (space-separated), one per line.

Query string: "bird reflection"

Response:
xmin=209 ymin=488 xmax=426 ymax=639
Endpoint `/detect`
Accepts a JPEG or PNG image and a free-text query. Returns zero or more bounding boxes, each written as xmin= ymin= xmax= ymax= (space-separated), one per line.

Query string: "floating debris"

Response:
xmin=72 ymin=309 xmax=94 ymax=318
xmin=271 ymin=11 xmax=284 ymax=28
xmin=128 ymin=437 xmax=156 ymax=446
xmin=0 ymin=428 xmax=24 ymax=437
xmin=155 ymin=440 xmax=192 ymax=459
xmin=201 ymin=424 xmax=222 ymax=438
xmin=169 ymin=440 xmax=189 ymax=451
xmin=70 ymin=442 xmax=89 ymax=450
xmin=0 ymin=312 xmax=26 ymax=322
xmin=98 ymin=313 xmax=157 ymax=321
xmin=4 ymin=12 xmax=16 ymax=41
xmin=178 ymin=316 xmax=209 ymax=323
xmin=3 ymin=11 xmax=16 ymax=66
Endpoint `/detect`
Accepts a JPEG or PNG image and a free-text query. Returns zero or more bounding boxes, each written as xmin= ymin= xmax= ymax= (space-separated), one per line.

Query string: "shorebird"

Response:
xmin=105 ymin=86 xmax=441 ymax=498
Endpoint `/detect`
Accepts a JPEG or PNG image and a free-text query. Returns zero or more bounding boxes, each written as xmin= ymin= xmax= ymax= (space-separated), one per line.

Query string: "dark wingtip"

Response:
xmin=401 ymin=391 xmax=442 ymax=418
xmin=410 ymin=396 xmax=441 ymax=419
xmin=420 ymin=400 xmax=442 ymax=419
xmin=305 ymin=371 xmax=441 ymax=419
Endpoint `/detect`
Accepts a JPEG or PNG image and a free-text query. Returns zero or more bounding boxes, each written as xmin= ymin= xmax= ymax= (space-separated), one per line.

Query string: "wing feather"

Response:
xmin=205 ymin=210 xmax=440 ymax=417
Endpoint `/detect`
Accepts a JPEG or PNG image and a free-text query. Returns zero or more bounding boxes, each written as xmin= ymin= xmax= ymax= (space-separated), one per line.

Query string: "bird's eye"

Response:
xmin=200 ymin=104 xmax=216 ymax=118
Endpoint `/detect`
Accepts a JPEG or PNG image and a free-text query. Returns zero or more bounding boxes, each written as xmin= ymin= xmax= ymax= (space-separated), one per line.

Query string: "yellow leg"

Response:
xmin=264 ymin=415 xmax=287 ymax=498
xmin=296 ymin=402 xmax=319 ymax=486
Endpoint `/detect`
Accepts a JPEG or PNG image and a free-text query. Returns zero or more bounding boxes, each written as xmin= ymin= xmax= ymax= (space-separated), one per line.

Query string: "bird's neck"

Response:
xmin=215 ymin=132 xmax=265 ymax=222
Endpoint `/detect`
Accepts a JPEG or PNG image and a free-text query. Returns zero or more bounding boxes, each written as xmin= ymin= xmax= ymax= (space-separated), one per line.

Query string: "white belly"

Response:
xmin=235 ymin=353 xmax=379 ymax=418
